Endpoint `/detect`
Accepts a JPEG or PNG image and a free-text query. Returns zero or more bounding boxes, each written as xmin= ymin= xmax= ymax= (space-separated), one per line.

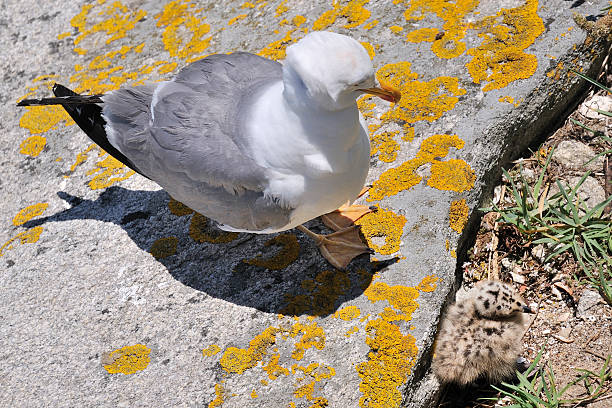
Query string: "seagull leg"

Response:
xmin=296 ymin=224 xmax=372 ymax=270
xmin=320 ymin=184 xmax=374 ymax=231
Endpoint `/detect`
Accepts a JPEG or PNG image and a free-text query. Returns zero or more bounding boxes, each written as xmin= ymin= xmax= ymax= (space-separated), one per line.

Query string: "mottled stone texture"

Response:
xmin=1 ymin=1 xmax=609 ymax=407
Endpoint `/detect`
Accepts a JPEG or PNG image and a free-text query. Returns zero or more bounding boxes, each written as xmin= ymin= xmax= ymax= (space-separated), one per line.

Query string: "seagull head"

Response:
xmin=283 ymin=31 xmax=400 ymax=111
xmin=472 ymin=280 xmax=533 ymax=319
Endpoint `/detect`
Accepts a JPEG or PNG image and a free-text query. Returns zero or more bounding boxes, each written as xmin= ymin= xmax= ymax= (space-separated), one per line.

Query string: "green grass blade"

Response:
xmin=570 ymin=68 xmax=612 ymax=93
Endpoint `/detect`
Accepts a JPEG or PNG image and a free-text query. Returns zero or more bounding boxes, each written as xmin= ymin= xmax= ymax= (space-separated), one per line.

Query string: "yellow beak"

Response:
xmin=358 ymin=83 xmax=401 ymax=104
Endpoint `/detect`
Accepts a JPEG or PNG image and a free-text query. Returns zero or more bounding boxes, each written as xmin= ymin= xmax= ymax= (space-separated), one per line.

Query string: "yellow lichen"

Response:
xmin=275 ymin=0 xmax=289 ymax=17
xmin=19 ymin=106 xmax=75 ymax=135
xmin=101 ymin=344 xmax=151 ymax=375
xmin=449 ymin=199 xmax=469 ymax=233
xmin=72 ymin=2 xmax=146 ymax=46
xmin=360 ymin=41 xmax=375 ymax=60
xmin=356 ymin=275 xmax=439 ymax=407
xmin=168 ymin=197 xmax=194 ymax=216
xmin=356 ymin=318 xmax=418 ymax=408
xmin=389 ymin=25 xmax=403 ymax=33
xmin=465 ymin=0 xmax=544 ymax=91
xmin=251 ymin=390 xmax=258 ymax=398
xmin=13 ymin=203 xmax=48 ymax=226
xmin=19 ymin=136 xmax=47 ymax=157
xmin=427 ymin=159 xmax=475 ymax=192
xmin=356 ymin=206 xmax=406 ymax=255
xmin=345 ymin=326 xmax=359 ymax=337
xmin=376 ymin=62 xmax=466 ymax=125
xmin=86 ymin=155 xmax=135 ymax=190
xmin=57 ymin=31 xmax=71 ymax=40
xmin=290 ymin=321 xmax=325 ymax=361
xmin=208 ymin=383 xmax=225 ymax=408
xmin=155 ymin=1 xmax=211 ymax=60
xmin=157 ymin=61 xmax=178 ymax=74
xmin=228 ymin=14 xmax=247 ymax=25
xmin=368 ymin=134 xmax=472 ymax=201
xmin=149 ymin=236 xmax=178 ymax=259
xmin=312 ymin=0 xmax=371 ymax=30
xmin=258 ymin=29 xmax=299 ymax=61
xmin=220 ymin=326 xmax=281 ymax=374
xmin=0 ymin=227 xmax=44 ymax=257
xmin=333 ymin=305 xmax=361 ymax=321
xmin=416 ymin=274 xmax=439 ymax=292
xmin=189 ymin=213 xmax=238 ymax=244
xmin=363 ymin=19 xmax=378 ymax=30
xmin=244 ymin=233 xmax=300 ymax=270
xmin=370 ymin=131 xmax=400 ymax=163
xmin=202 ymin=344 xmax=221 ymax=357
xmin=263 ymin=354 xmax=290 ymax=379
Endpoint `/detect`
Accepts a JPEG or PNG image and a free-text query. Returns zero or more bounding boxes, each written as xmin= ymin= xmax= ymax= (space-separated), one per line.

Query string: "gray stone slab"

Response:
xmin=1 ymin=1 xmax=609 ymax=407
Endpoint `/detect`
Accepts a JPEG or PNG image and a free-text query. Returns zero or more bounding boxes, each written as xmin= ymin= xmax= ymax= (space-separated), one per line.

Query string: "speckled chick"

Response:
xmin=432 ymin=280 xmax=532 ymax=385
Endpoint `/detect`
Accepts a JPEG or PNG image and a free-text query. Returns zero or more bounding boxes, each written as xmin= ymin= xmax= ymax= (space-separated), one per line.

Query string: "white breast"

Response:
xmin=243 ymin=81 xmax=370 ymax=232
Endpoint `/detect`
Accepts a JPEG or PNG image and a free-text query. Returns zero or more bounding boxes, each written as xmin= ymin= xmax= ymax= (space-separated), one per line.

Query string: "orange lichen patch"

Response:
xmin=13 ymin=203 xmax=48 ymax=226
xmin=57 ymin=31 xmax=71 ymax=40
xmin=356 ymin=318 xmax=418 ymax=408
xmin=363 ymin=19 xmax=378 ymax=30
xmin=244 ymin=233 xmax=300 ymax=270
xmin=242 ymin=2 xmax=256 ymax=8
xmin=72 ymin=2 xmax=147 ymax=46
xmin=275 ymin=0 xmax=289 ymax=16
xmin=370 ymin=131 xmax=400 ymax=163
xmin=263 ymin=354 xmax=290 ymax=379
xmin=312 ymin=0 xmax=371 ymax=30
xmin=389 ymin=25 xmax=403 ymax=33
xmin=292 ymin=363 xmax=335 ymax=405
xmin=19 ymin=106 xmax=75 ymax=135
xmin=157 ymin=62 xmax=178 ymax=74
xmin=150 ymin=237 xmax=178 ymax=259
xmin=449 ymin=199 xmax=469 ymax=233
xmin=101 ymin=344 xmax=151 ymax=375
xmin=368 ymin=134 xmax=468 ymax=201
xmin=220 ymin=326 xmax=281 ymax=374
xmin=258 ymin=29 xmax=299 ymax=61
xmin=376 ymin=62 xmax=466 ymax=125
xmin=403 ymin=0 xmax=478 ymax=59
xmin=364 ymin=281 xmax=419 ymax=319
xmin=228 ymin=14 xmax=247 ymax=25
xmin=168 ymin=197 xmax=194 ymax=216
xmin=333 ymin=305 xmax=361 ymax=321
xmin=19 ymin=136 xmax=47 ymax=157
xmin=293 ymin=15 xmax=307 ymax=27
xmin=86 ymin=155 xmax=135 ymax=190
xmin=73 ymin=47 xmax=88 ymax=55
xmin=427 ymin=159 xmax=475 ymax=192
xmin=154 ymin=0 xmax=211 ymax=60
xmin=208 ymin=383 xmax=225 ymax=408
xmin=356 ymin=275 xmax=438 ymax=407
xmin=202 ymin=344 xmax=222 ymax=357
xmin=69 ymin=144 xmax=98 ymax=172
xmin=357 ymin=96 xmax=376 ymax=119
xmin=360 ymin=42 xmax=375 ymax=60
xmin=450 ymin=249 xmax=457 ymax=258
xmin=402 ymin=126 xmax=415 ymax=142
xmin=405 ymin=27 xmax=439 ymax=43
xmin=416 ymin=274 xmax=439 ymax=292
xmin=466 ymin=0 xmax=544 ymax=91
xmin=281 ymin=270 xmax=351 ymax=316
xmin=189 ymin=213 xmax=239 ymax=244
xmin=356 ymin=206 xmax=406 ymax=255
xmin=0 ymin=227 xmax=44 ymax=257
xmin=345 ymin=326 xmax=359 ymax=337
xmin=290 ymin=322 xmax=325 ymax=361
xmin=251 ymin=390 xmax=258 ymax=398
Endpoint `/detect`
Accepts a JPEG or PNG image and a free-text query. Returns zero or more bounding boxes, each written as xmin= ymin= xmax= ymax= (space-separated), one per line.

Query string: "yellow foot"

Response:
xmin=297 ymin=225 xmax=372 ymax=270
xmin=322 ymin=204 xmax=376 ymax=231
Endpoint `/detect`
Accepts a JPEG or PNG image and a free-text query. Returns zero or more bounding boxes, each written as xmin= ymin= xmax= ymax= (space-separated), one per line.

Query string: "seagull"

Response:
xmin=17 ymin=31 xmax=400 ymax=270
xmin=431 ymin=280 xmax=534 ymax=385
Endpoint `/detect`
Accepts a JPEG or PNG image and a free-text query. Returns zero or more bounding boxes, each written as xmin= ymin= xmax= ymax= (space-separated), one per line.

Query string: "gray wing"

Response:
xmin=101 ymin=52 xmax=292 ymax=231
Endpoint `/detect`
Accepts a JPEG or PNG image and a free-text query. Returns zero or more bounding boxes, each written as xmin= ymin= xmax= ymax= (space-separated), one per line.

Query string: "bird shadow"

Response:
xmin=23 ymin=186 xmax=396 ymax=317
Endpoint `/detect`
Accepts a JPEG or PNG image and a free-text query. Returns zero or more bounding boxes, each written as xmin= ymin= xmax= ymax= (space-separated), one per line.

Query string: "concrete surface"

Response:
xmin=0 ymin=1 xmax=610 ymax=407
